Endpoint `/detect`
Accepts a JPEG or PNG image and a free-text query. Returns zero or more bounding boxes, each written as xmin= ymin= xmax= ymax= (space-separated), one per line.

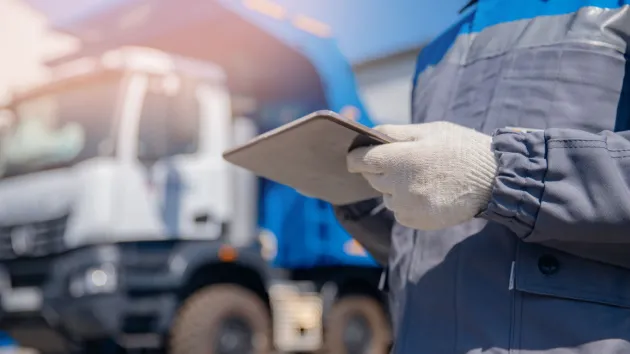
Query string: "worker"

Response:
xmin=333 ymin=0 xmax=630 ymax=353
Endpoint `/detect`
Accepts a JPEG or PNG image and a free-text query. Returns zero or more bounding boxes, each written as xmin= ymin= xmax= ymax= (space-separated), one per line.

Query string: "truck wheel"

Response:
xmin=170 ymin=284 xmax=271 ymax=354
xmin=325 ymin=295 xmax=391 ymax=354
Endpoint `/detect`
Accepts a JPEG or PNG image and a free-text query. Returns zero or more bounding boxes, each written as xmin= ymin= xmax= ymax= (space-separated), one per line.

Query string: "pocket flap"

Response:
xmin=515 ymin=242 xmax=630 ymax=308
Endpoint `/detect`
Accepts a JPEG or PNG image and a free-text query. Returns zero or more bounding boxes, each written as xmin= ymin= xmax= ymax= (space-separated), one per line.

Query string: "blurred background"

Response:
xmin=0 ymin=0 xmax=465 ymax=123
xmin=0 ymin=0 xmax=462 ymax=353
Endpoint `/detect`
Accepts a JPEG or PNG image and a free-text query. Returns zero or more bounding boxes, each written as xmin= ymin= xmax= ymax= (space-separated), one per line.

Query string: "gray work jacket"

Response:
xmin=336 ymin=2 xmax=630 ymax=353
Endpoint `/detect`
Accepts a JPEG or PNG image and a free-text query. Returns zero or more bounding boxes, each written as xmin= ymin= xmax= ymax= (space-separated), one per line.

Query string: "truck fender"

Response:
xmin=166 ymin=241 xmax=275 ymax=292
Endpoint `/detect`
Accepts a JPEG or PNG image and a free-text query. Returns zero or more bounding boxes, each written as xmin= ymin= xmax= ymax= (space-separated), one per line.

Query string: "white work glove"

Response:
xmin=347 ymin=121 xmax=497 ymax=230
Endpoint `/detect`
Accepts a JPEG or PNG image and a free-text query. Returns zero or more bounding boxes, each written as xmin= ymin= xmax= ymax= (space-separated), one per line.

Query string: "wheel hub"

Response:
xmin=343 ymin=314 xmax=373 ymax=354
xmin=215 ymin=316 xmax=254 ymax=354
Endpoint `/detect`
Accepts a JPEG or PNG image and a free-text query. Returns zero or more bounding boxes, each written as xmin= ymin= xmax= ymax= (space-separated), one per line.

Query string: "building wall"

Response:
xmin=353 ymin=49 xmax=419 ymax=125
xmin=0 ymin=0 xmax=79 ymax=103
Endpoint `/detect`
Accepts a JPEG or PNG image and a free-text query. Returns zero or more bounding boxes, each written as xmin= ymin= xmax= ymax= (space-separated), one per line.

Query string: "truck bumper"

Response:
xmin=2 ymin=294 xmax=176 ymax=352
xmin=0 ymin=244 xmax=179 ymax=352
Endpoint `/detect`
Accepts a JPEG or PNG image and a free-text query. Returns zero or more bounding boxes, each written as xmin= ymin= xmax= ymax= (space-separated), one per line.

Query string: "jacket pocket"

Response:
xmin=512 ymin=242 xmax=630 ymax=353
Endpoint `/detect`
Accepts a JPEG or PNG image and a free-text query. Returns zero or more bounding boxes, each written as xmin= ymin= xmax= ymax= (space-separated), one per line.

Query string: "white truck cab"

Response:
xmin=0 ymin=46 xmax=239 ymax=248
xmin=0 ymin=47 xmax=323 ymax=354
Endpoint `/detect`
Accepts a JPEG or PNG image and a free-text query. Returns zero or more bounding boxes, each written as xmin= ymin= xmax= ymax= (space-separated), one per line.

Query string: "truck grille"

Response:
xmin=0 ymin=215 xmax=69 ymax=260
xmin=6 ymin=257 xmax=53 ymax=288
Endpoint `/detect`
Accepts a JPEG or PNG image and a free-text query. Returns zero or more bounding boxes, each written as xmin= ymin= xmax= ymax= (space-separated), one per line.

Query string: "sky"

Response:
xmin=271 ymin=0 xmax=465 ymax=63
xmin=24 ymin=0 xmax=465 ymax=63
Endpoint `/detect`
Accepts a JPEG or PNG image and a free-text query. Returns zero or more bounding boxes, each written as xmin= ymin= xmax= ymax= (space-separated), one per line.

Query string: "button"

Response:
xmin=538 ymin=255 xmax=559 ymax=275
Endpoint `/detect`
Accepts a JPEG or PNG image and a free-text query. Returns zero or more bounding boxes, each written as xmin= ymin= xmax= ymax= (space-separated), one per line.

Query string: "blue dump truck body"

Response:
xmin=47 ymin=0 xmax=380 ymax=270
xmin=0 ymin=333 xmax=14 ymax=347
xmin=260 ymin=182 xmax=378 ymax=268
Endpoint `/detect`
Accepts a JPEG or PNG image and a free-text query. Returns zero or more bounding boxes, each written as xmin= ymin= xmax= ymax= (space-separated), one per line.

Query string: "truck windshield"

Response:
xmin=0 ymin=76 xmax=120 ymax=178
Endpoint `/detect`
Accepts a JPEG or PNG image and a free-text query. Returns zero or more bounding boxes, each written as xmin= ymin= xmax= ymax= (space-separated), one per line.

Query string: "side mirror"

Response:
xmin=0 ymin=110 xmax=15 ymax=132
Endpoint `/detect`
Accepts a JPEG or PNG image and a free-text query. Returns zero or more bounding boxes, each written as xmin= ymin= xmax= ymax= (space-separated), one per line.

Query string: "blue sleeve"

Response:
xmin=333 ymin=199 xmax=393 ymax=266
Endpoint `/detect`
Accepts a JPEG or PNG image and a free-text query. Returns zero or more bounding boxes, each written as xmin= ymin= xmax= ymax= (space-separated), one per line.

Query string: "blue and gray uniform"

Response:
xmin=336 ymin=1 xmax=630 ymax=353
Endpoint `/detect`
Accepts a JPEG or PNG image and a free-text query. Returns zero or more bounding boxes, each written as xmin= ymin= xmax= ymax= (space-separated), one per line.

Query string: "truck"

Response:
xmin=0 ymin=0 xmax=392 ymax=353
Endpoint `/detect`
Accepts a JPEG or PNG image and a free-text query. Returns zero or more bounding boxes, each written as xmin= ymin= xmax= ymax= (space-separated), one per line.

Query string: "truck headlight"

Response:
xmin=258 ymin=229 xmax=277 ymax=261
xmin=69 ymin=263 xmax=117 ymax=297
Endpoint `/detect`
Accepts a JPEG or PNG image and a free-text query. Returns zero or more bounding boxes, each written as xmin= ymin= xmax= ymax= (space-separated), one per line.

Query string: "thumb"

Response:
xmin=347 ymin=142 xmax=410 ymax=174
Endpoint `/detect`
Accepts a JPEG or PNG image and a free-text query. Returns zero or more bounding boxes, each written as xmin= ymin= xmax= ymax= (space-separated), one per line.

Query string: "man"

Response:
xmin=333 ymin=0 xmax=630 ymax=353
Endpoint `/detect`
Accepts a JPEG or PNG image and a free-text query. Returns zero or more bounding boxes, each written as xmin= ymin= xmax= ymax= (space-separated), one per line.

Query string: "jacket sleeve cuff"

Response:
xmin=477 ymin=129 xmax=548 ymax=239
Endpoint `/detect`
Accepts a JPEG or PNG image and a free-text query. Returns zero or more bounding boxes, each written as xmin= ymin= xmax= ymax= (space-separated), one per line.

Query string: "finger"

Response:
xmin=394 ymin=211 xmax=418 ymax=230
xmin=346 ymin=144 xmax=402 ymax=174
xmin=361 ymin=173 xmax=393 ymax=194
xmin=383 ymin=194 xmax=395 ymax=211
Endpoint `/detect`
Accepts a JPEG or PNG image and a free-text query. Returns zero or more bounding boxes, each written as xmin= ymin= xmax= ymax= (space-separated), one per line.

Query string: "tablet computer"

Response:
xmin=222 ymin=110 xmax=396 ymax=205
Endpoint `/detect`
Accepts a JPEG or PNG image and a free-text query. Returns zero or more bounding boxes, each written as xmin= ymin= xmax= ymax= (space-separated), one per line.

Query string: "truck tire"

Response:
xmin=325 ymin=295 xmax=391 ymax=354
xmin=170 ymin=284 xmax=272 ymax=354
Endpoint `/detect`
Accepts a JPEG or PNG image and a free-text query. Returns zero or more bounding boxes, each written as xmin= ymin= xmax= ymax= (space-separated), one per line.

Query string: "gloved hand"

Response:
xmin=347 ymin=121 xmax=497 ymax=230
